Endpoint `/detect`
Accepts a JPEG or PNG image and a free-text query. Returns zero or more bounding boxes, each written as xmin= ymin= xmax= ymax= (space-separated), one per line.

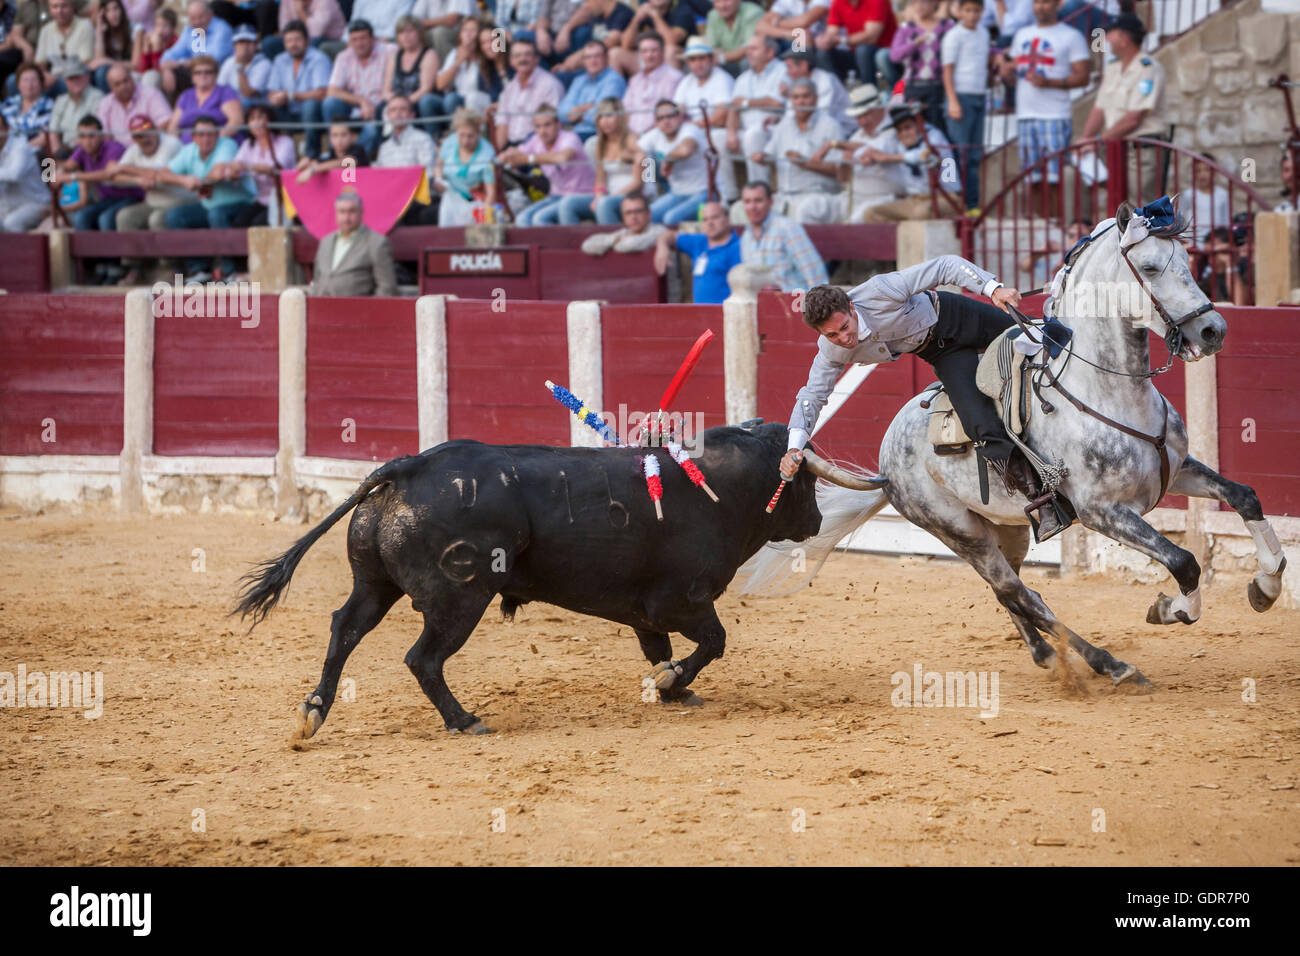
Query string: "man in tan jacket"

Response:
xmin=309 ymin=192 xmax=399 ymax=296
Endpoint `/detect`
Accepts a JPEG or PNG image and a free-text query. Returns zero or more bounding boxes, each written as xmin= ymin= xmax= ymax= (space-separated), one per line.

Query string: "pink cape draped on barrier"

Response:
xmin=280 ymin=166 xmax=430 ymax=238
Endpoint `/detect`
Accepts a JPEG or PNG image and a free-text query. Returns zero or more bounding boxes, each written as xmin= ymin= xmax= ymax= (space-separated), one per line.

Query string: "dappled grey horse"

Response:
xmin=745 ymin=201 xmax=1288 ymax=688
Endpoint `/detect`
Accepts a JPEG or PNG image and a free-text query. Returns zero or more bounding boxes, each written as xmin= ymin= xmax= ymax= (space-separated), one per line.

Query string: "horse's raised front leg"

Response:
xmin=1169 ymin=456 xmax=1288 ymax=612
xmin=1083 ymin=504 xmax=1202 ymax=624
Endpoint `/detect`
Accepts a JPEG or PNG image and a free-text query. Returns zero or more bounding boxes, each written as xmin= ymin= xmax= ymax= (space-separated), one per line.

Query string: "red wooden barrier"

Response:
xmin=305 ymin=297 xmax=418 ymax=461
xmin=0 ymin=295 xmax=124 ymax=454
xmin=1214 ymin=307 xmax=1300 ymax=517
xmin=600 ymin=304 xmax=725 ymax=441
xmin=153 ymin=294 xmax=279 ymax=456
xmin=0 ymin=234 xmax=51 ymax=293
xmin=445 ymin=299 xmax=570 ymax=446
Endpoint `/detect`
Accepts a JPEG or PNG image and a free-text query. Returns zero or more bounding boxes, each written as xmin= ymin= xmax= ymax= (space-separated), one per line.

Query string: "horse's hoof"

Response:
xmin=661 ymin=690 xmax=704 ymax=707
xmin=451 ymin=719 xmax=492 ymax=736
xmin=1113 ymin=665 xmax=1155 ymax=694
xmin=1032 ymin=647 xmax=1058 ymax=671
xmin=294 ymin=701 xmax=323 ymax=741
xmin=1248 ymin=574 xmax=1281 ymax=613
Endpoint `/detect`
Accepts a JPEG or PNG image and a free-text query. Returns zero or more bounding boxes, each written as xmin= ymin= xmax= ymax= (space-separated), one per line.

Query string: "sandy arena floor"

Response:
xmin=1 ymin=509 xmax=1296 ymax=865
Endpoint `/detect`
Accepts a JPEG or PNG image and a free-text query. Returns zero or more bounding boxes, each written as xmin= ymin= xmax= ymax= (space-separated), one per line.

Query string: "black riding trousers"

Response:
xmin=914 ymin=291 xmax=1017 ymax=460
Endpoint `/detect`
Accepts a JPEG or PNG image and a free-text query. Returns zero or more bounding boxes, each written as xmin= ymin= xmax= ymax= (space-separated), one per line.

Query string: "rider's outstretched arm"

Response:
xmin=860 ymin=254 xmax=1002 ymax=308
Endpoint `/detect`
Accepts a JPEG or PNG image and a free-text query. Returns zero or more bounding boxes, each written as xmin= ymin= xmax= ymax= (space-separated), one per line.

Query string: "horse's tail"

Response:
xmin=738 ymin=480 xmax=890 ymax=597
xmin=231 ymin=456 xmax=424 ymax=627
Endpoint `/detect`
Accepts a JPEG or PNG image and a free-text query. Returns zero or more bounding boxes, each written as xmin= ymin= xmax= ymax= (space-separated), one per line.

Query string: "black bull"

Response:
xmin=234 ymin=422 xmax=866 ymax=738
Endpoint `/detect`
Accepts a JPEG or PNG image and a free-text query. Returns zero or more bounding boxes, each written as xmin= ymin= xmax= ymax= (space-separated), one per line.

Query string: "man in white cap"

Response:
xmin=817 ymin=82 xmax=894 ymax=221
xmin=219 ymin=24 xmax=273 ymax=109
xmin=47 ymin=55 xmax=102 ymax=155
xmin=780 ymin=47 xmax=853 ymax=137
xmin=673 ymin=36 xmax=736 ymax=203
xmin=749 ymin=77 xmax=840 ymax=223
xmin=725 ymin=34 xmax=785 ymax=186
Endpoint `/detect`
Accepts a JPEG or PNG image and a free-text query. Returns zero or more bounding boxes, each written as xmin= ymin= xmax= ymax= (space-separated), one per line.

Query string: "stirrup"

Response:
xmin=1026 ymin=492 xmax=1073 ymax=543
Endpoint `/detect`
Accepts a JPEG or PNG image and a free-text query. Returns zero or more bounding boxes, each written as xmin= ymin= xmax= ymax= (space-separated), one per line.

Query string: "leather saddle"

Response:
xmin=922 ymin=329 xmax=1033 ymax=455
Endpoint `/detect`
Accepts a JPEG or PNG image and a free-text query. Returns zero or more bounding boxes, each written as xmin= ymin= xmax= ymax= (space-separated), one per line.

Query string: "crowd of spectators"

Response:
xmin=0 ymin=0 xmax=1287 ymax=298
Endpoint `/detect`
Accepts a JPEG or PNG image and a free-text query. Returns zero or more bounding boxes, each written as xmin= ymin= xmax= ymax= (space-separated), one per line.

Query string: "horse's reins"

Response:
xmin=1001 ymin=217 xmax=1215 ymax=500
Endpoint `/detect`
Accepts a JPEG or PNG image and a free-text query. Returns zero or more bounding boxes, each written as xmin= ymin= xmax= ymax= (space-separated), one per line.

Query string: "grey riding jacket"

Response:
xmin=787 ymin=255 xmax=1004 ymax=451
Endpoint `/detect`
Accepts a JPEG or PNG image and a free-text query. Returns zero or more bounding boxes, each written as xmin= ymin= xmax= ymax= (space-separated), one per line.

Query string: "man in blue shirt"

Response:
xmin=162 ymin=1 xmax=235 ymax=72
xmin=653 ymin=200 xmax=741 ymax=304
xmin=557 ymin=40 xmax=626 ymax=137
xmin=267 ymin=19 xmax=332 ymax=157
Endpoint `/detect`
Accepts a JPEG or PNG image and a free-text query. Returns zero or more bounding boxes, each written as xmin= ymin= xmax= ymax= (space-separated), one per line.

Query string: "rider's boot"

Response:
xmin=988 ymin=450 xmax=1071 ymax=542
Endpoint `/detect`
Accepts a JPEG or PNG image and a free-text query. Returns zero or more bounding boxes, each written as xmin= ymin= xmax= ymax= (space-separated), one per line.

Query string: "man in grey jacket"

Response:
xmin=778 ymin=254 xmax=1068 ymax=540
xmin=309 ymin=192 xmax=399 ymax=297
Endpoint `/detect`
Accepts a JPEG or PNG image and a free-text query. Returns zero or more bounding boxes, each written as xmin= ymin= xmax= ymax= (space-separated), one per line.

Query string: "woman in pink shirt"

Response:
xmin=222 ymin=103 xmax=296 ymax=225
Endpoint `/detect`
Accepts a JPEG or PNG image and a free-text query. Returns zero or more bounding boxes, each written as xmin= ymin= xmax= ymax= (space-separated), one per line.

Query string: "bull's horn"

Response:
xmin=801 ymin=450 xmax=888 ymax=490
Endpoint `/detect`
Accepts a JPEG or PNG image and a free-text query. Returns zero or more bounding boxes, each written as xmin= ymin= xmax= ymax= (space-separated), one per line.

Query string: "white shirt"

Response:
xmin=1008 ymin=21 xmax=1090 ymax=120
xmin=766 ymin=110 xmax=841 ymax=195
xmin=732 ymin=58 xmax=786 ymax=131
xmin=377 ymin=125 xmax=436 ymax=179
xmin=638 ymin=121 xmax=709 ymax=195
xmin=769 ymin=0 xmax=828 ymax=38
xmin=941 ymin=22 xmax=991 ymax=96
xmin=410 ymin=0 xmax=472 ymax=19
xmin=806 ymin=67 xmax=855 ymax=135
xmin=874 ymin=123 xmax=957 ymax=196
xmin=1181 ymin=184 xmax=1230 ymax=241
xmin=440 ymin=48 xmax=484 ymax=99
xmin=0 ymin=133 xmax=48 ymax=207
xmin=332 ymin=230 xmax=357 ymax=269
xmin=674 ymin=68 xmax=735 ymax=121
xmin=981 ymin=0 xmax=1034 ymax=37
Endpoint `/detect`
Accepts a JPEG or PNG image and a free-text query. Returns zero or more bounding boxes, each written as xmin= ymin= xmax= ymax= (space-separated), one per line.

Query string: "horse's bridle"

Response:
xmin=1117 ymin=238 xmax=1216 ymax=366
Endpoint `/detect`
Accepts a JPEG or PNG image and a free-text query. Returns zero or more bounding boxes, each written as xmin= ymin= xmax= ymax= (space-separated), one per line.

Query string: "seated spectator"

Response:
xmin=535 ymin=0 xmax=587 ymax=67
xmin=815 ymin=0 xmax=897 ymax=91
xmin=750 ymin=77 xmax=841 ymax=223
xmin=890 ymin=0 xmax=953 ymax=134
xmin=498 ymin=102 xmax=593 ymax=225
xmin=122 ymin=0 xmax=159 ymax=32
xmin=674 ymin=38 xmax=734 ymax=203
xmin=435 ymin=14 xmax=493 ymax=113
xmin=432 ymin=106 xmax=495 ymax=225
xmin=352 ymin=0 xmax=419 ymax=41
xmin=726 ymin=34 xmax=785 ymax=187
xmin=219 ymin=24 xmax=274 ymax=109
xmin=160 ymin=2 xmax=235 ymax=98
xmin=87 ymin=0 xmax=134 ymax=92
xmin=273 ymin=0 xmax=346 ymax=55
xmin=222 ymin=102 xmax=295 ymax=225
xmin=581 ymin=191 xmax=665 ymax=254
xmin=324 ymin=19 xmax=396 ymax=158
xmin=861 ymin=102 xmax=956 ymax=221
xmin=1197 ymin=225 xmax=1247 ymax=306
xmin=153 ymin=114 xmax=256 ymax=281
xmin=59 ymin=113 xmax=142 ymax=237
xmin=0 ymin=0 xmax=27 ymax=95
xmin=706 ymin=0 xmax=764 ymax=78
xmin=755 ymin=0 xmax=830 ymax=51
xmin=636 ymin=98 xmax=710 ymax=226
xmin=572 ymin=97 xmax=641 ymax=224
xmin=2 ymin=63 xmax=53 ymax=149
xmin=167 ymin=54 xmax=243 ymax=142
xmin=824 ymin=82 xmax=894 ymax=221
xmin=35 ymin=0 xmax=94 ymax=91
xmin=47 ymin=55 xmax=102 ymax=155
xmin=210 ymin=1 xmax=279 ymax=41
xmin=382 ymin=13 xmax=448 ymax=132
xmin=376 ymin=92 xmax=439 ymax=223
xmin=410 ymin=0 xmax=470 ymax=62
xmin=739 ymin=180 xmax=828 ymax=290
xmin=492 ymin=37 xmax=563 ymax=150
xmin=494 ymin=0 xmax=543 ymax=43
xmin=1181 ymin=151 xmax=1229 ymax=242
xmin=614 ymin=0 xmax=693 ymax=77
xmin=476 ymin=19 xmax=512 ymax=101
xmin=557 ymin=40 xmax=625 ymax=139
xmin=295 ymin=119 xmax=370 ymax=180
xmin=132 ymin=7 xmax=178 ymax=90
xmin=0 ymin=111 xmax=49 ymax=231
xmin=652 ymin=199 xmax=741 ymax=303
xmin=1018 ymin=215 xmax=1090 ymax=287
xmin=99 ymin=63 xmax=171 ymax=146
xmin=309 ymin=191 xmax=398 ymax=295
xmin=1275 ymin=144 xmax=1295 ymax=213
xmin=108 ymin=115 xmax=187 ymax=284
xmin=781 ymin=48 xmax=854 ymax=136
xmin=621 ymin=31 xmax=680 ymax=135
xmin=982 ymin=0 xmax=1034 ymax=46
xmin=268 ymin=19 xmax=331 ymax=158
xmin=552 ymin=0 xmax=633 ymax=80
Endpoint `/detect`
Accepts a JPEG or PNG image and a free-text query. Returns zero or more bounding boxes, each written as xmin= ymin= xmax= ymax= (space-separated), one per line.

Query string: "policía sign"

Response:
xmin=424 ymin=247 xmax=529 ymax=277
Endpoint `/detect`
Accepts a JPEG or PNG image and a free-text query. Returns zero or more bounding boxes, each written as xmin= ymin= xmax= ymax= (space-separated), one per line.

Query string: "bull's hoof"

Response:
xmin=645 ymin=659 xmax=684 ymax=691
xmin=661 ymin=689 xmax=704 ymax=707
xmin=294 ymin=700 xmax=324 ymax=742
xmin=1112 ymin=664 xmax=1155 ymax=694
xmin=451 ymin=719 xmax=492 ymax=736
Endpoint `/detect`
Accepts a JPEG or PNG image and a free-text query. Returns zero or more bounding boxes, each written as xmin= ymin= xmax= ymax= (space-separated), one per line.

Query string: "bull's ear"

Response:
xmin=1116 ymin=200 xmax=1136 ymax=234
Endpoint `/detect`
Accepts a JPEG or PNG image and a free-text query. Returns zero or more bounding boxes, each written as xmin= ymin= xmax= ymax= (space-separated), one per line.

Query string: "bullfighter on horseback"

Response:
xmin=778 ymin=255 xmax=1071 ymax=540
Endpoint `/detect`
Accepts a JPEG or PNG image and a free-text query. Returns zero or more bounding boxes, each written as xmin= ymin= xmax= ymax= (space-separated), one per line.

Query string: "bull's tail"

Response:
xmin=232 ymin=456 xmax=423 ymax=626
xmin=738 ymin=482 xmax=889 ymax=597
